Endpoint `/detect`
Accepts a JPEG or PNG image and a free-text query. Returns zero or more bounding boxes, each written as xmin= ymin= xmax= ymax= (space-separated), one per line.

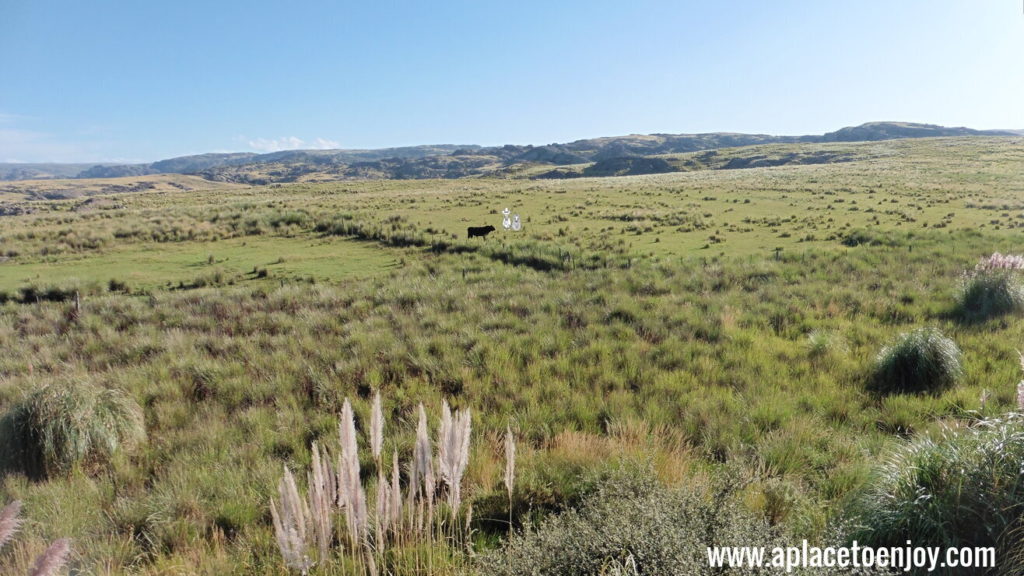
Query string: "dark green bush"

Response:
xmin=108 ymin=278 xmax=130 ymax=293
xmin=851 ymin=416 xmax=1024 ymax=575
xmin=870 ymin=327 xmax=962 ymax=394
xmin=0 ymin=381 xmax=145 ymax=477
xmin=841 ymin=229 xmax=902 ymax=248
xmin=18 ymin=284 xmax=78 ymax=303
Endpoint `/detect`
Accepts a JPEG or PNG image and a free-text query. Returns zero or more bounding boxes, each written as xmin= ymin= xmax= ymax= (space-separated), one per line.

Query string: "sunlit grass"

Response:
xmin=0 ymin=137 xmax=1023 ymax=573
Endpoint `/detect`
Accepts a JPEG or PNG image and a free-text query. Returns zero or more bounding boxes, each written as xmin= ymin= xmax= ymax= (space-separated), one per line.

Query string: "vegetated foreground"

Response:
xmin=0 ymin=137 xmax=1023 ymax=574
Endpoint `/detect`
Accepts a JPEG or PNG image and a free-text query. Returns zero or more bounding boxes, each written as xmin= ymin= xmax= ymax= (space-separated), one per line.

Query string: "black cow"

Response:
xmin=467 ymin=225 xmax=496 ymax=239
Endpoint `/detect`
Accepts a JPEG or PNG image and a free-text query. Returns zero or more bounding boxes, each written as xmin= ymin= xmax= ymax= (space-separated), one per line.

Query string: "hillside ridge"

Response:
xmin=1 ymin=122 xmax=1017 ymax=183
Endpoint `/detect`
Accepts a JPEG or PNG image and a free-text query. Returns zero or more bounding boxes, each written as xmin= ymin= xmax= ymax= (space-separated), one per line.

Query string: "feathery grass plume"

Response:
xmin=464 ymin=503 xmax=474 ymax=551
xmin=438 ymin=401 xmax=453 ymax=496
xmin=456 ymin=408 xmax=471 ymax=509
xmin=438 ymin=401 xmax=471 ymax=512
xmin=976 ymin=252 xmax=1024 ymax=271
xmin=0 ymin=500 xmax=22 ymax=550
xmin=321 ymin=444 xmax=338 ymax=515
xmin=370 ymin=391 xmax=385 ymax=556
xmin=353 ymin=484 xmax=368 ymax=541
xmin=370 ymin=391 xmax=383 ymax=464
xmin=336 ymin=451 xmax=346 ymax=510
xmin=338 ymin=398 xmax=365 ymax=545
xmin=418 ymin=403 xmax=436 ymax=534
xmin=424 ymin=457 xmax=436 ymax=517
xmin=389 ymin=450 xmax=402 ymax=531
xmin=375 ymin=470 xmax=389 ymax=551
xmin=504 ymin=426 xmax=515 ymax=532
xmin=29 ymin=538 xmax=71 ymax=576
xmin=1016 ymin=350 xmax=1024 ymax=413
xmin=979 ymin=388 xmax=992 ymax=412
xmin=413 ymin=403 xmax=433 ymax=500
xmin=503 ymin=426 xmax=515 ymax=497
xmin=307 ymin=442 xmax=333 ymax=562
xmin=271 ymin=465 xmax=314 ymax=574
xmin=339 ymin=399 xmax=359 ymax=493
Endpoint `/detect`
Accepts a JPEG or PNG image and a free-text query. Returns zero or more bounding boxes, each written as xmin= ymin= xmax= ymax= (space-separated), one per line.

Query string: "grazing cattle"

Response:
xmin=467 ymin=225 xmax=496 ymax=239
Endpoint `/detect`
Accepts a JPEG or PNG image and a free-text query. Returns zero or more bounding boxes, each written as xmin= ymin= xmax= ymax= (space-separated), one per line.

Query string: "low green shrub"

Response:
xmin=870 ymin=327 xmax=962 ymax=394
xmin=851 ymin=416 xmax=1024 ymax=575
xmin=0 ymin=381 xmax=145 ymax=477
xmin=478 ymin=465 xmax=813 ymax=575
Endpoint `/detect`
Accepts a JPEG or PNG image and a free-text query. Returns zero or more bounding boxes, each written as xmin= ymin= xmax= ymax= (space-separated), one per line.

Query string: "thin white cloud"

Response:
xmin=0 ymin=127 xmax=100 ymax=163
xmin=311 ymin=137 xmax=341 ymax=149
xmin=248 ymin=136 xmax=340 ymax=152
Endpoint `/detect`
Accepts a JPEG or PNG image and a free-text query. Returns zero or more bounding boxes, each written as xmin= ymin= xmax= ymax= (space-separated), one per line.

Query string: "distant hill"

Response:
xmin=818 ymin=121 xmax=1013 ymax=142
xmin=1 ymin=122 xmax=1018 ymax=183
xmin=0 ymin=174 xmax=243 ymax=203
xmin=0 ymin=163 xmax=117 ymax=180
xmin=73 ymin=145 xmax=476 ymax=180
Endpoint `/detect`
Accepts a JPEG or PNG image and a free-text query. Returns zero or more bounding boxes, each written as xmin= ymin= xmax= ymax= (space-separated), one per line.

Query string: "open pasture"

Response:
xmin=1 ymin=137 xmax=1023 ymax=574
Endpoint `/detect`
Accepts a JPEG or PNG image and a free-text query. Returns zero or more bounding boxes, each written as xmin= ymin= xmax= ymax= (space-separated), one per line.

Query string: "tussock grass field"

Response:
xmin=0 ymin=174 xmax=244 ymax=202
xmin=1 ymin=137 xmax=1023 ymax=574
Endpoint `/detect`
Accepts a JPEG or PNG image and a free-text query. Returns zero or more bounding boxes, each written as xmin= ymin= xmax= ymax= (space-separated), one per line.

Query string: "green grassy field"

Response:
xmin=1 ymin=137 xmax=1023 ymax=574
xmin=0 ymin=235 xmax=395 ymax=293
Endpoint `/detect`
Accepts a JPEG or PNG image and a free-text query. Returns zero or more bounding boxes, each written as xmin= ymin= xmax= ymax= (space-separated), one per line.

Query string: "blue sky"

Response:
xmin=1 ymin=0 xmax=1022 ymax=163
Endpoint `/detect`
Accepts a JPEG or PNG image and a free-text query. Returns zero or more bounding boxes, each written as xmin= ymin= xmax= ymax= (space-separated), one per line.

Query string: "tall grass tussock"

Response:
xmin=956 ymin=252 xmax=1024 ymax=322
xmin=0 ymin=381 xmax=145 ymax=477
xmin=870 ymin=328 xmax=963 ymax=395
xmin=851 ymin=416 xmax=1024 ymax=575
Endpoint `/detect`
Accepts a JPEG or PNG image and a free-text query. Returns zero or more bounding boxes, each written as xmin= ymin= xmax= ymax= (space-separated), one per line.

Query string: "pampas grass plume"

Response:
xmin=389 ymin=450 xmax=402 ymax=530
xmin=414 ymin=403 xmax=433 ymax=499
xmin=438 ymin=401 xmax=471 ymax=511
xmin=370 ymin=391 xmax=383 ymax=463
xmin=271 ymin=465 xmax=313 ymax=573
xmin=504 ymin=426 xmax=515 ymax=498
xmin=0 ymin=500 xmax=22 ymax=550
xmin=29 ymin=538 xmax=71 ymax=576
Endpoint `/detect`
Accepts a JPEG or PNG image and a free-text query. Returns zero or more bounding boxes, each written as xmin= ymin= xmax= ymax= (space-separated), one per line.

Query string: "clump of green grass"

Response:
xmin=840 ymin=228 xmax=903 ymax=248
xmin=805 ymin=329 xmax=847 ymax=360
xmin=0 ymin=381 xmax=145 ymax=477
xmin=957 ymin=270 xmax=1024 ymax=322
xmin=851 ymin=416 xmax=1024 ymax=575
xmin=870 ymin=327 xmax=962 ymax=394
